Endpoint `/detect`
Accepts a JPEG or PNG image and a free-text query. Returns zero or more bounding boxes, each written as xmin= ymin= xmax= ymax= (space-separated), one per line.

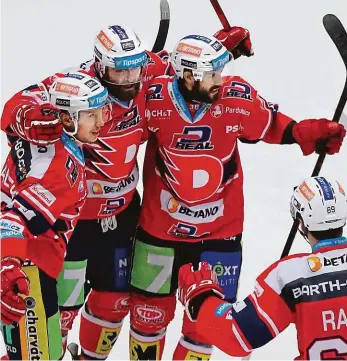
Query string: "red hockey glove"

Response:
xmin=178 ymin=261 xmax=224 ymax=321
xmin=292 ymin=119 xmax=346 ymax=156
xmin=16 ymin=103 xmax=63 ymax=145
xmin=214 ymin=26 xmax=254 ymax=59
xmin=0 ymin=258 xmax=30 ymax=325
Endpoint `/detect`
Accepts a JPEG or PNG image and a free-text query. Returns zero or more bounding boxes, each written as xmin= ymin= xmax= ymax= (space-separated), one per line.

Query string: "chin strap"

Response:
xmin=298 ymin=228 xmax=310 ymax=244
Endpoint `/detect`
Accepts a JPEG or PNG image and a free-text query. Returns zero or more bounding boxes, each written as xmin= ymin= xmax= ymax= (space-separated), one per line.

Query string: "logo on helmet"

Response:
xmin=56 ymin=82 xmax=80 ymax=95
xmin=181 ymin=59 xmax=197 ymax=69
xmin=183 ymin=35 xmax=212 ymax=44
xmin=114 ymin=53 xmax=147 ymax=69
xmin=211 ymin=41 xmax=223 ymax=52
xmin=299 ymin=182 xmax=315 ymax=201
xmin=85 ymin=79 xmax=98 ymax=89
xmin=177 ymin=42 xmax=202 ymax=57
xmin=110 ymin=25 xmax=129 ymax=41
xmin=121 ymin=40 xmax=135 ymax=52
xmin=56 ymin=98 xmax=70 ymax=107
xmin=97 ymin=31 xmax=114 ymax=51
xmin=88 ymin=89 xmax=108 ymax=107
xmin=212 ymin=51 xmax=230 ymax=70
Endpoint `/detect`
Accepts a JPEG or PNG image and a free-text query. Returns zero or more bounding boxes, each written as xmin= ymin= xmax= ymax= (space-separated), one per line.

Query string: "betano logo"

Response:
xmin=97 ymin=30 xmax=114 ymax=51
xmin=177 ymin=42 xmax=202 ymax=57
xmin=307 ymin=256 xmax=322 ymax=272
xmin=167 ymin=197 xmax=180 ymax=213
xmin=299 ymin=181 xmax=315 ymax=201
xmin=92 ymin=182 xmax=104 ymax=194
xmin=56 ymin=82 xmax=80 ymax=96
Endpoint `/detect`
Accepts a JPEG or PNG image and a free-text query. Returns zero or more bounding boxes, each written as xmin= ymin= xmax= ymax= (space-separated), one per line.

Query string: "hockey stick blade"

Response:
xmin=151 ymin=0 xmax=170 ymax=52
xmin=281 ymin=14 xmax=347 ymax=259
xmin=323 ymin=14 xmax=347 ymax=70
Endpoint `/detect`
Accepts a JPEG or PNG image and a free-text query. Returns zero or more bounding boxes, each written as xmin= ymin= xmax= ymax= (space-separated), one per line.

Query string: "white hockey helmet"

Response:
xmin=49 ymin=72 xmax=108 ymax=136
xmin=290 ymin=176 xmax=347 ymax=232
xmin=170 ymin=35 xmax=232 ymax=82
xmin=94 ymin=25 xmax=147 ymax=78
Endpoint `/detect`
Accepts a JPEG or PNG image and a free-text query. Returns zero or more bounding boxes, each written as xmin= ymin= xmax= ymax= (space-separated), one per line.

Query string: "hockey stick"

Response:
xmin=281 ymin=14 xmax=347 ymax=259
xmin=209 ymin=0 xmax=254 ymax=57
xmin=210 ymin=0 xmax=231 ymax=31
xmin=151 ymin=0 xmax=170 ymax=52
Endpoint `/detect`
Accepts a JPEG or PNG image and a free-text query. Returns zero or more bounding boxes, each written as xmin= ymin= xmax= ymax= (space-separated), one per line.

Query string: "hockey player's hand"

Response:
xmin=17 ymin=103 xmax=63 ymax=145
xmin=178 ymin=261 xmax=224 ymax=321
xmin=214 ymin=26 xmax=254 ymax=59
xmin=293 ymin=119 xmax=346 ymax=155
xmin=0 ymin=258 xmax=30 ymax=325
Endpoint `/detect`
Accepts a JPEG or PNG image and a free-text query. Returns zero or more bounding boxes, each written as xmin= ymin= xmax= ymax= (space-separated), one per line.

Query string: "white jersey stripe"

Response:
xmin=22 ymin=190 xmax=56 ymax=223
xmin=232 ymin=324 xmax=252 ymax=353
xmin=251 ymin=292 xmax=279 ymax=335
xmin=264 ymin=249 xmax=347 ymax=295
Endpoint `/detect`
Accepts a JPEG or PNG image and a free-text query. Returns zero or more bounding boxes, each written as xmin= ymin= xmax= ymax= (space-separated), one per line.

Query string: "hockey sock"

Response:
xmin=129 ymin=326 xmax=166 ymax=360
xmin=173 ymin=336 xmax=213 ymax=360
xmin=60 ymin=308 xmax=80 ymax=356
xmin=79 ymin=306 xmax=124 ymax=360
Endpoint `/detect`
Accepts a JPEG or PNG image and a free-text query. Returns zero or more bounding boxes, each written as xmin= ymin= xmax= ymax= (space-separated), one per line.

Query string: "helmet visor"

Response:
xmin=106 ymin=66 xmax=143 ymax=86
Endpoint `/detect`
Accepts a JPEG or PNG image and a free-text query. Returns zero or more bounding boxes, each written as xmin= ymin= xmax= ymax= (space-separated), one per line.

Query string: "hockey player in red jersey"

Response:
xmin=1 ymin=23 xmax=252 ymax=359
xmin=0 ymin=73 xmax=108 ymax=360
xmin=128 ymin=34 xmax=346 ymax=360
xmin=178 ymin=176 xmax=347 ymax=360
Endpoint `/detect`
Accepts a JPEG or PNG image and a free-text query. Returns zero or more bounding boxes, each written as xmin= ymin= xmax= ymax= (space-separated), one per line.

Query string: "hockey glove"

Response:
xmin=292 ymin=119 xmax=346 ymax=155
xmin=16 ymin=103 xmax=63 ymax=145
xmin=214 ymin=26 xmax=254 ymax=59
xmin=0 ymin=258 xmax=30 ymax=325
xmin=178 ymin=261 xmax=224 ymax=321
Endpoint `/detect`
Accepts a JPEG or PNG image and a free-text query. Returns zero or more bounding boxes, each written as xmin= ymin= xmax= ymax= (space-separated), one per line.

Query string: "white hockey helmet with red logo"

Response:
xmin=170 ymin=34 xmax=232 ymax=81
xmin=290 ymin=176 xmax=347 ymax=231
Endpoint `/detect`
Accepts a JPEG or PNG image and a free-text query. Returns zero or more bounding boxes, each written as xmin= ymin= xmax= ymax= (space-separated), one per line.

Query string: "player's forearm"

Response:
xmin=0 ymin=210 xmax=29 ymax=261
xmin=196 ymin=296 xmax=252 ymax=357
xmin=262 ymin=112 xmax=297 ymax=144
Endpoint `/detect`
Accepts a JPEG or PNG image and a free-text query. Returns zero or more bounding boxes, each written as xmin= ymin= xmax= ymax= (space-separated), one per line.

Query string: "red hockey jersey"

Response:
xmin=140 ymin=75 xmax=294 ymax=241
xmin=1 ymin=126 xmax=87 ymax=278
xmin=1 ymin=51 xmax=169 ymax=220
xmin=196 ymin=237 xmax=347 ymax=360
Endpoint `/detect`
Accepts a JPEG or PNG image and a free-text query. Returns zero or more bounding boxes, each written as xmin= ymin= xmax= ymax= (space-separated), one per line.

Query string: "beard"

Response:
xmin=178 ymin=80 xmax=220 ymax=104
xmin=102 ymin=75 xmax=141 ymax=102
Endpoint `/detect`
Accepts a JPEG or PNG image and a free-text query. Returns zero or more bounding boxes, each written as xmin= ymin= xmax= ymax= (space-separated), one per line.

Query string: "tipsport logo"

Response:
xmin=211 ymin=50 xmax=230 ymax=70
xmin=88 ymin=89 xmax=108 ymax=107
xmin=113 ymin=53 xmax=147 ymax=69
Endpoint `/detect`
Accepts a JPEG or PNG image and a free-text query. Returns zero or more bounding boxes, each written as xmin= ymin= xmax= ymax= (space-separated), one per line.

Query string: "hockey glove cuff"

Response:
xmin=178 ymin=261 xmax=224 ymax=322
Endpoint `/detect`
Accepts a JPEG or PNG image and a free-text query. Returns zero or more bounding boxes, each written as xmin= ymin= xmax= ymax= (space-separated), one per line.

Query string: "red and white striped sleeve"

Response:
xmin=195 ymin=257 xmax=297 ymax=357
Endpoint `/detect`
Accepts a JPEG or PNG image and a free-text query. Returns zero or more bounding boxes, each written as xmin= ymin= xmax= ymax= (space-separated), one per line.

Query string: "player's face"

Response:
xmin=183 ymin=69 xmax=223 ymax=103
xmin=198 ymin=69 xmax=224 ymax=102
xmin=76 ymin=107 xmax=106 ymax=143
xmin=103 ymin=67 xmax=142 ymax=101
